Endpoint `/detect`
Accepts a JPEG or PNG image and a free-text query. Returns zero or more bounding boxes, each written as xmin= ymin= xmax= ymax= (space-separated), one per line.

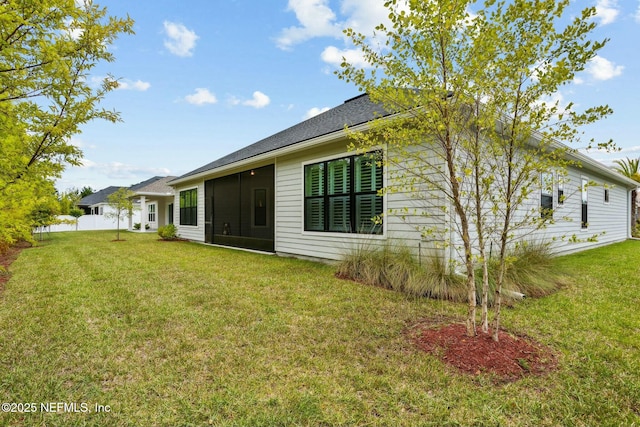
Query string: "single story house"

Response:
xmin=129 ymin=175 xmax=176 ymax=231
xmin=78 ymin=186 xmax=122 ymax=216
xmin=75 ymin=176 xmax=176 ymax=232
xmin=168 ymin=94 xmax=638 ymax=262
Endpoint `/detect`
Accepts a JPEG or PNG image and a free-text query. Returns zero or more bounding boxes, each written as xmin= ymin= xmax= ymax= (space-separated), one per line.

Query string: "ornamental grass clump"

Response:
xmin=337 ymin=240 xmax=565 ymax=305
xmin=336 ymin=242 xmax=466 ymax=301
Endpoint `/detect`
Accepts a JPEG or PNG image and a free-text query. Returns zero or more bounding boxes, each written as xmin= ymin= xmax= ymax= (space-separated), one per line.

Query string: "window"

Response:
xmin=604 ymin=188 xmax=610 ymax=204
xmin=148 ymin=204 xmax=156 ymax=223
xmin=540 ymin=173 xmax=553 ymax=219
xmin=581 ymin=178 xmax=588 ymax=229
xmin=557 ymin=177 xmax=564 ymax=206
xmin=180 ymin=188 xmax=198 ymax=226
xmin=304 ymin=152 xmax=383 ymax=234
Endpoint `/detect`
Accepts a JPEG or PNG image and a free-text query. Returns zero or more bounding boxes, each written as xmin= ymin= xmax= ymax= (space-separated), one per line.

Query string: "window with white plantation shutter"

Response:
xmin=304 ymin=152 xmax=383 ymax=234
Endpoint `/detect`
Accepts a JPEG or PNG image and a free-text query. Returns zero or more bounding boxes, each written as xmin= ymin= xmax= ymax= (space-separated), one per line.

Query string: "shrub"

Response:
xmin=495 ymin=241 xmax=566 ymax=298
xmin=336 ymin=242 xmax=466 ymax=301
xmin=133 ymin=223 xmax=141 ymax=230
xmin=337 ymin=240 xmax=565 ymax=305
xmin=157 ymin=224 xmax=178 ymax=240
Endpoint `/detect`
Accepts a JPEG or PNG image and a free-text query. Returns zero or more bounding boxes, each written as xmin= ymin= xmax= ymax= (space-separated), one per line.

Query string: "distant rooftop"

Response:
xmin=78 ymin=176 xmax=176 ymax=206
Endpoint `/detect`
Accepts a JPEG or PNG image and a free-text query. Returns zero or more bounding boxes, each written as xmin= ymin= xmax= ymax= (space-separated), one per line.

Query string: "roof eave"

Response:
xmin=168 ymin=121 xmax=372 ymax=187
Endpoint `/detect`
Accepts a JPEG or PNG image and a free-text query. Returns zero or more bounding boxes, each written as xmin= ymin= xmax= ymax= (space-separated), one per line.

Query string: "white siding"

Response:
xmin=447 ymin=162 xmax=632 ymax=265
xmin=274 ymin=141 xmax=447 ymax=261
xmin=174 ymin=182 xmax=205 ymax=242
xmin=533 ymin=165 xmax=630 ymax=255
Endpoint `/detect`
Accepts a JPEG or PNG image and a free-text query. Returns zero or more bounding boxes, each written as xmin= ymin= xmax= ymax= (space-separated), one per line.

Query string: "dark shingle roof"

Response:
xmin=129 ymin=176 xmax=166 ymax=191
xmin=174 ymin=94 xmax=386 ymax=181
xmin=77 ymin=186 xmax=121 ymax=207
xmin=133 ymin=176 xmax=176 ymax=195
xmin=78 ymin=176 xmax=176 ymax=206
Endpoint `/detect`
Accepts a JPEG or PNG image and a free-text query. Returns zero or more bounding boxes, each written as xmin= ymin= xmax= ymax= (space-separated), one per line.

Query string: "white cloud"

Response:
xmin=185 ymin=88 xmax=217 ymax=105
xmin=585 ymin=55 xmax=624 ymax=80
xmin=163 ymin=21 xmax=199 ymax=57
xmin=321 ymin=45 xmax=369 ymax=68
xmin=276 ymin=0 xmax=343 ymax=50
xmin=340 ymin=0 xmax=391 ymax=35
xmin=618 ymin=145 xmax=640 ymax=154
xmin=117 ymin=79 xmax=151 ymax=91
xmin=242 ymin=91 xmax=271 ymax=108
xmin=80 ymin=159 xmax=171 ymax=180
xmin=304 ymin=107 xmax=330 ymax=119
xmin=595 ymin=0 xmax=619 ymax=25
xmin=635 ymin=1 xmax=640 ymax=23
xmin=69 ymin=136 xmax=96 ymax=150
xmin=533 ymin=91 xmax=575 ymax=121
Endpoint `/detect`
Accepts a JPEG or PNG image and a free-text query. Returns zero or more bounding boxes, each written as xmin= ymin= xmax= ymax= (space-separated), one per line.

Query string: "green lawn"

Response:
xmin=1 ymin=231 xmax=639 ymax=426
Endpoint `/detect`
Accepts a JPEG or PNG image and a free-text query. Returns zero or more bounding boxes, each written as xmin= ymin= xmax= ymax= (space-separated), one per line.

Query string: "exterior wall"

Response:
xmin=532 ymin=165 xmax=630 ymax=255
xmin=141 ymin=197 xmax=174 ymax=230
xmin=448 ymin=161 xmax=632 ymax=266
xmin=172 ymin=139 xmax=632 ymax=263
xmin=174 ymin=182 xmax=205 ymax=241
xmin=274 ymin=140 xmax=447 ymax=261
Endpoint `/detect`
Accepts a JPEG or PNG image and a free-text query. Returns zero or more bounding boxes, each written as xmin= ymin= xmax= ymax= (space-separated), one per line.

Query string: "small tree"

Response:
xmin=105 ymin=188 xmax=135 ymax=241
xmin=69 ymin=208 xmax=84 ymax=231
xmin=30 ymin=197 xmax=60 ymax=241
xmin=337 ymin=0 xmax=613 ymax=340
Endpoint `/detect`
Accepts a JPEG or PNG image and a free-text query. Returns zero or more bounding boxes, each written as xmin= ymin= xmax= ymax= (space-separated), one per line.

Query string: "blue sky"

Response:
xmin=56 ymin=0 xmax=640 ymax=192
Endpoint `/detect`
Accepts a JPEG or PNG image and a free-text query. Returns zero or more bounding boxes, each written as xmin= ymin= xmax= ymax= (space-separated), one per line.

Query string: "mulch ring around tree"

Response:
xmin=407 ymin=316 xmax=558 ymax=383
xmin=0 ymin=241 xmax=32 ymax=291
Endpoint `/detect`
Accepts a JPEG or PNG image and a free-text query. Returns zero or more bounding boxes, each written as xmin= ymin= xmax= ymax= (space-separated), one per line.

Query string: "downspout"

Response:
xmin=630 ymin=187 xmax=640 ymax=240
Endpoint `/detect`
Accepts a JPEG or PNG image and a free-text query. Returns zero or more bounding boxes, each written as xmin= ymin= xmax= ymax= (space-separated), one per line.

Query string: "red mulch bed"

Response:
xmin=409 ymin=317 xmax=558 ymax=382
xmin=0 ymin=241 xmax=32 ymax=291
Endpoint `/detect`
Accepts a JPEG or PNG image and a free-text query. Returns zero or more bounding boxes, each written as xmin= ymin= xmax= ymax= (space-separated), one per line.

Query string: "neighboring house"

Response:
xmin=78 ymin=186 xmax=122 ymax=216
xmin=52 ymin=186 xmax=140 ymax=232
xmin=129 ymin=176 xmax=176 ymax=231
xmin=168 ymin=94 xmax=638 ymax=263
xmin=70 ymin=176 xmax=175 ymax=231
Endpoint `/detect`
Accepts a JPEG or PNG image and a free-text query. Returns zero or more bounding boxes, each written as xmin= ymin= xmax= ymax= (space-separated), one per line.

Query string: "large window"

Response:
xmin=180 ymin=188 xmax=198 ymax=226
xmin=304 ymin=152 xmax=383 ymax=234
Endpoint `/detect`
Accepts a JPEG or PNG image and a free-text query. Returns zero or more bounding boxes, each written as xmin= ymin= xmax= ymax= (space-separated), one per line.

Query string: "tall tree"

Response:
xmin=336 ymin=0 xmax=612 ymax=339
xmin=0 ymin=0 xmax=133 ymax=250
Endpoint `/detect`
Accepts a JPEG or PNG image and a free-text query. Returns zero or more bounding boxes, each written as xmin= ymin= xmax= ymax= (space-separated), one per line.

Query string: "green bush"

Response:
xmin=157 ymin=224 xmax=178 ymax=240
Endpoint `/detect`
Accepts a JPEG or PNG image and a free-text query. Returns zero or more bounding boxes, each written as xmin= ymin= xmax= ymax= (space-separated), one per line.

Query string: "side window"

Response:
xmin=180 ymin=189 xmax=198 ymax=226
xmin=540 ymin=173 xmax=553 ymax=219
xmin=581 ymin=178 xmax=588 ymax=229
